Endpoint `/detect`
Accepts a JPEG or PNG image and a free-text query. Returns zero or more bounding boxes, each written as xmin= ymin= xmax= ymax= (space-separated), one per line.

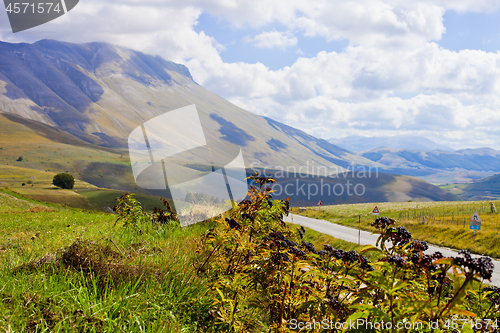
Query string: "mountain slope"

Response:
xmin=0 ymin=39 xmax=461 ymax=205
xmin=0 ymin=111 xmax=136 ymax=191
xmin=0 ymin=110 xmax=459 ymax=204
xmin=362 ymin=147 xmax=500 ymax=171
xmin=0 ymin=39 xmax=375 ymax=172
xmin=329 ymin=135 xmax=453 ymax=152
xmin=450 ymin=173 xmax=500 ymax=200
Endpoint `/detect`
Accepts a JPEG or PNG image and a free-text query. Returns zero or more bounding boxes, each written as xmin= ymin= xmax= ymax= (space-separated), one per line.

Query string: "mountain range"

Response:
xmin=328 ymin=135 xmax=500 ymax=185
xmin=328 ymin=135 xmax=453 ymax=152
xmin=359 ymin=147 xmax=500 ymax=184
xmin=0 ymin=39 xmax=472 ymax=204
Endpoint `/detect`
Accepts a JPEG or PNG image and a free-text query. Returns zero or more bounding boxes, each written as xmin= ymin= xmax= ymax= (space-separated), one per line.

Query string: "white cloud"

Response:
xmin=247 ymin=31 xmax=297 ymax=50
xmin=2 ymin=0 xmax=500 ymax=148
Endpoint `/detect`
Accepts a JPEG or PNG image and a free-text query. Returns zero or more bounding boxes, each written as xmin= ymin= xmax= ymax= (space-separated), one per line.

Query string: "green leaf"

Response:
xmin=345 ymin=311 xmax=368 ymax=322
xmin=390 ymin=282 xmax=408 ymax=294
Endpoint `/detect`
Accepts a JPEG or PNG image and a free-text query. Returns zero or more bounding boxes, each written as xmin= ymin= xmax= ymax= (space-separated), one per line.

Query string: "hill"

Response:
xmin=262 ymin=169 xmax=458 ymax=205
xmin=442 ymin=173 xmax=500 ymax=200
xmin=361 ymin=147 xmax=500 ymax=184
xmin=0 ymin=109 xmax=460 ymax=206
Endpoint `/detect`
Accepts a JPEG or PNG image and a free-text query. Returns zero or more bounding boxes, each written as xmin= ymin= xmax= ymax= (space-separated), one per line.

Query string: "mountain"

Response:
xmin=362 ymin=147 xmax=500 ymax=171
xmin=361 ymin=147 xmax=500 ymax=184
xmin=0 ymin=39 xmax=374 ymax=172
xmin=329 ymin=135 xmax=453 ymax=152
xmin=444 ymin=173 xmax=500 ymax=201
xmin=0 ymin=39 xmax=460 ymax=204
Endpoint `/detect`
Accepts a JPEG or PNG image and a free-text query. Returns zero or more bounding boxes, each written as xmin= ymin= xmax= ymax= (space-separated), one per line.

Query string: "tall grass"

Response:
xmin=0 ymin=198 xmax=213 ymax=331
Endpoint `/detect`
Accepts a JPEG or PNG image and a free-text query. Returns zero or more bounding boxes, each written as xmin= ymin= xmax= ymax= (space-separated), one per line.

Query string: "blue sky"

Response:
xmin=440 ymin=10 xmax=500 ymax=52
xmin=196 ymin=9 xmax=500 ymax=70
xmin=194 ymin=13 xmax=350 ymax=70
xmin=2 ymin=0 xmax=500 ymax=149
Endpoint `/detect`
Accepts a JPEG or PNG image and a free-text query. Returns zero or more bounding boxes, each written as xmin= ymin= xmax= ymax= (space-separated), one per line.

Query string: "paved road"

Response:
xmin=284 ymin=214 xmax=500 ymax=285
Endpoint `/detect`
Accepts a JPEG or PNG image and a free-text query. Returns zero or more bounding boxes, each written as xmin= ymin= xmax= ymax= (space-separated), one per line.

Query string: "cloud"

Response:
xmin=246 ymin=31 xmax=297 ymax=50
xmin=2 ymin=0 xmax=500 ymax=148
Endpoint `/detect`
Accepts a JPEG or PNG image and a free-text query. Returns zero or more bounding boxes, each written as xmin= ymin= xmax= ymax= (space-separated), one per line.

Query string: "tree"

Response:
xmin=53 ymin=173 xmax=75 ymax=189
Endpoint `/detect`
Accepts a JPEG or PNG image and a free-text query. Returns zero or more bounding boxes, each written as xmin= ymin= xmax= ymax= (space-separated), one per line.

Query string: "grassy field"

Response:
xmin=0 ymin=164 xmax=172 ymax=213
xmin=0 ymin=186 xmax=370 ymax=331
xmin=296 ymin=199 xmax=500 ymax=258
xmin=0 ymin=189 xmax=213 ymax=331
xmin=0 ymin=112 xmax=141 ymax=194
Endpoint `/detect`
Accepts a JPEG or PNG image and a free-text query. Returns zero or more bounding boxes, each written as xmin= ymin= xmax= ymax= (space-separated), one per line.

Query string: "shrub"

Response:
xmin=52 ymin=173 xmax=75 ymax=189
xmin=194 ymin=174 xmax=499 ymax=332
xmin=113 ymin=194 xmax=178 ymax=230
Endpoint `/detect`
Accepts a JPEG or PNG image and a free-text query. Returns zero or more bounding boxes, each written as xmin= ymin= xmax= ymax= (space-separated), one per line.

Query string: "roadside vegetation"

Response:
xmin=297 ymin=200 xmax=500 ymax=258
xmin=1 ymin=175 xmax=499 ymax=331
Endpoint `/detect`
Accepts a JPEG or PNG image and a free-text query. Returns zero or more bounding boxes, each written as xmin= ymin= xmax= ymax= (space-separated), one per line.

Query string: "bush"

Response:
xmin=194 ymin=175 xmax=499 ymax=331
xmin=52 ymin=173 xmax=75 ymax=189
xmin=113 ymin=193 xmax=178 ymax=230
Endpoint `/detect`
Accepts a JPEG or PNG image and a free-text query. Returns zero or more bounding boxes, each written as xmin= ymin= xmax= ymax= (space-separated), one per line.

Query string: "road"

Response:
xmin=284 ymin=214 xmax=500 ymax=285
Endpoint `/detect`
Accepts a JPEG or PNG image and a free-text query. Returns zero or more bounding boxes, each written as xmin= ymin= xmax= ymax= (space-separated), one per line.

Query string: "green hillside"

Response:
xmin=0 ymin=163 xmax=168 ymax=212
xmin=0 ymin=112 xmax=140 ymax=193
xmin=450 ymin=173 xmax=500 ymax=200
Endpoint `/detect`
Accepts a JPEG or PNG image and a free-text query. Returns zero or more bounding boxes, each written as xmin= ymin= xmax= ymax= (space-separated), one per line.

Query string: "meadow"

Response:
xmin=0 ymin=183 xmax=367 ymax=331
xmin=0 ymin=164 xmax=171 ymax=213
xmin=1 ymin=158 xmax=500 ymax=330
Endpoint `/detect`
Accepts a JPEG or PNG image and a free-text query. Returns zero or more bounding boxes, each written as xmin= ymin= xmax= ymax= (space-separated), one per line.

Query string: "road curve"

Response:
xmin=284 ymin=214 xmax=500 ymax=285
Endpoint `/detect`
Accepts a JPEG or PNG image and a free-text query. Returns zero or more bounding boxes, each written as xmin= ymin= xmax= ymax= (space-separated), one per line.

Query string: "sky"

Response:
xmin=2 ymin=0 xmax=500 ymax=150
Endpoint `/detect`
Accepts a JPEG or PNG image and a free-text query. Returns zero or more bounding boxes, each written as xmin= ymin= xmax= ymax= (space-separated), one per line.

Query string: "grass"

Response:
xmin=77 ymin=189 xmax=171 ymax=212
xmin=0 ymin=191 xmax=214 ymax=331
xmin=0 ymin=183 xmax=378 ymax=330
xmin=0 ymin=164 xmax=174 ymax=213
xmin=0 ymin=164 xmax=97 ymax=210
xmin=296 ymin=199 xmax=500 ymax=258
xmin=0 ymin=112 xmax=138 ymax=194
